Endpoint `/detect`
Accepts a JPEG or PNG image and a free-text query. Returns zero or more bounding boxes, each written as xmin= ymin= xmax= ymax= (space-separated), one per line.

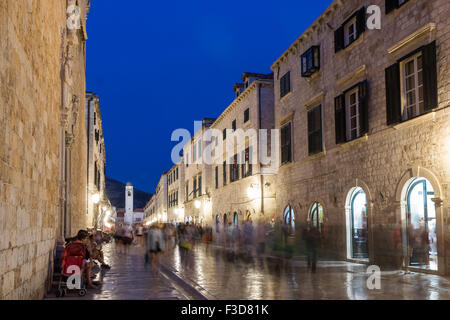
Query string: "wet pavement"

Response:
xmin=45 ymin=243 xmax=190 ymax=300
xmin=45 ymin=241 xmax=450 ymax=300
xmin=162 ymin=243 xmax=450 ymax=300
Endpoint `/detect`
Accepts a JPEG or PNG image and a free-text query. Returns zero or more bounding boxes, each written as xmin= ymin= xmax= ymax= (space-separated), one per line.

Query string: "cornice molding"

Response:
xmin=304 ymin=91 xmax=325 ymax=110
xmin=388 ymin=23 xmax=436 ymax=56
xmin=211 ymin=80 xmax=273 ymax=129
xmin=337 ymin=65 xmax=366 ymax=91
xmin=271 ymin=0 xmax=343 ymax=71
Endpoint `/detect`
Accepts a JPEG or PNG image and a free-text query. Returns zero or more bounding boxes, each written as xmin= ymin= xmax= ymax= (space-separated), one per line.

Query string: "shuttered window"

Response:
xmin=335 ymin=7 xmax=366 ymax=53
xmin=215 ymin=166 xmax=218 ymax=189
xmin=244 ymin=108 xmax=249 ymax=123
xmin=386 ymin=0 xmax=410 ymax=14
xmin=280 ymin=72 xmax=291 ymax=98
xmin=385 ymin=41 xmax=437 ymax=125
xmin=307 ymin=105 xmax=323 ymax=155
xmin=281 ymin=123 xmax=292 ymax=164
xmin=335 ymin=81 xmax=369 ymax=144
xmin=223 ymin=161 xmax=227 ymax=186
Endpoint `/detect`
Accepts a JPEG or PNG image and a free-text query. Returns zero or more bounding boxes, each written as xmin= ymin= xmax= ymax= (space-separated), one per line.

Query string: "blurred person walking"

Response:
xmin=304 ymin=221 xmax=321 ymax=273
xmin=147 ymin=225 xmax=164 ymax=273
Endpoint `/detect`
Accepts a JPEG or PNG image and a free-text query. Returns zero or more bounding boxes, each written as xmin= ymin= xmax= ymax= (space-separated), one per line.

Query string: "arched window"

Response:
xmin=308 ymin=202 xmax=324 ymax=234
xmin=283 ymin=205 xmax=295 ymax=230
xmin=406 ymin=177 xmax=437 ymax=270
xmin=346 ymin=187 xmax=368 ymax=260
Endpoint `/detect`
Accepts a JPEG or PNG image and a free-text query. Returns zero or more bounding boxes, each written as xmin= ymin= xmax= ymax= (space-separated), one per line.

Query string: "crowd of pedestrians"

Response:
xmin=112 ymin=220 xmax=324 ymax=273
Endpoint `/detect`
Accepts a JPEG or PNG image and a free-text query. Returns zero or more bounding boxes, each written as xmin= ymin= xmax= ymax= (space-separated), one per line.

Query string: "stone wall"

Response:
xmin=271 ymin=0 xmax=450 ymax=273
xmin=0 ymin=0 xmax=90 ymax=299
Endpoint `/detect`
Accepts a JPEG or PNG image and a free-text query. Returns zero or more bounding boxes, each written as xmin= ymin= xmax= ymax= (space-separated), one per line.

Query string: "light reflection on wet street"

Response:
xmin=46 ymin=241 xmax=450 ymax=300
xmin=162 ymin=243 xmax=450 ymax=300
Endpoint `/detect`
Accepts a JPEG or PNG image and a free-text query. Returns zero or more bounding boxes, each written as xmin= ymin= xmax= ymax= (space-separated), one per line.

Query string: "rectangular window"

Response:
xmin=232 ymin=120 xmax=236 ymax=131
xmin=346 ymin=88 xmax=360 ymax=141
xmin=193 ymin=177 xmax=197 ymax=199
xmin=334 ymin=7 xmax=366 ymax=53
xmin=344 ymin=18 xmax=357 ymax=47
xmin=386 ymin=0 xmax=410 ymax=14
xmin=223 ymin=129 xmax=226 ymax=140
xmin=223 ymin=161 xmax=227 ymax=186
xmin=335 ymin=81 xmax=368 ymax=144
xmin=244 ymin=108 xmax=249 ymax=123
xmin=308 ymin=105 xmax=323 ymax=155
xmin=198 ymin=175 xmax=202 ymax=196
xmin=401 ymin=53 xmax=424 ymax=121
xmin=215 ymin=166 xmax=219 ymax=189
xmin=385 ymin=42 xmax=437 ymax=125
xmin=193 ymin=144 xmax=197 ymax=162
xmin=185 ymin=152 xmax=189 ymax=167
xmin=185 ymin=182 xmax=189 ymax=202
xmin=280 ymin=72 xmax=291 ymax=98
xmin=197 ymin=141 xmax=202 ymax=161
xmin=301 ymin=46 xmax=320 ymax=77
xmin=281 ymin=123 xmax=292 ymax=164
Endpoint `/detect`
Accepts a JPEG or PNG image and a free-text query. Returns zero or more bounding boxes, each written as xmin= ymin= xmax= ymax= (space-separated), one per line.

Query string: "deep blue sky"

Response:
xmin=86 ymin=0 xmax=333 ymax=193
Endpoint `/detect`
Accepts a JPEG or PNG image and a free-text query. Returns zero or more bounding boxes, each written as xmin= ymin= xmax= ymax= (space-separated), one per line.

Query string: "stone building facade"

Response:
xmin=166 ymin=161 xmax=185 ymax=223
xmin=144 ymin=173 xmax=168 ymax=224
xmin=86 ymin=92 xmax=107 ymax=228
xmin=208 ymin=73 xmax=277 ymax=235
xmin=181 ymin=119 xmax=215 ymax=226
xmin=0 ymin=0 xmax=92 ymax=299
xmin=271 ymin=0 xmax=450 ymax=275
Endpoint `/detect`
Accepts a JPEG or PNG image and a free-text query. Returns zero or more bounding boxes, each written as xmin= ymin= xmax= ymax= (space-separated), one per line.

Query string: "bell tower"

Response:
xmin=125 ymin=182 xmax=133 ymax=224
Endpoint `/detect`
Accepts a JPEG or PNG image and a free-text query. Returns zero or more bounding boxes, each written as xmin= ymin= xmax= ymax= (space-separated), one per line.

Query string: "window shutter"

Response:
xmin=334 ymin=26 xmax=344 ymax=53
xmin=358 ymin=80 xmax=369 ymax=135
xmin=356 ymin=7 xmax=366 ymax=36
xmin=334 ymin=95 xmax=346 ymax=144
xmin=385 ymin=0 xmax=396 ymax=14
xmin=422 ymin=41 xmax=438 ymax=112
xmin=385 ymin=63 xmax=402 ymax=125
xmin=286 ymin=72 xmax=290 ymax=94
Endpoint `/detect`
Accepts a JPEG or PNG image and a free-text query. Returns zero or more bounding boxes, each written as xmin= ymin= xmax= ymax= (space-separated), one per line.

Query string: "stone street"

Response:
xmin=46 ymin=241 xmax=450 ymax=300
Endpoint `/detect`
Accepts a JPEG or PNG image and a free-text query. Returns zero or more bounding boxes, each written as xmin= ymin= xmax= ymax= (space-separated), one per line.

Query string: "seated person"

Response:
xmin=87 ymin=234 xmax=111 ymax=269
xmin=65 ymin=230 xmax=99 ymax=289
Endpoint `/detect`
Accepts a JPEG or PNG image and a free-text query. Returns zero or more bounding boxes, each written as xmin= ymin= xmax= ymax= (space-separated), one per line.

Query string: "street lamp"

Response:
xmin=92 ymin=193 xmax=100 ymax=204
xmin=195 ymin=200 xmax=201 ymax=209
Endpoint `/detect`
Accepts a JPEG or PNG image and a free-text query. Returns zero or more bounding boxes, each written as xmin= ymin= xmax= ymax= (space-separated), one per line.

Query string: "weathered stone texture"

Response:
xmin=0 ymin=0 xmax=90 ymax=299
xmin=272 ymin=0 xmax=450 ymax=273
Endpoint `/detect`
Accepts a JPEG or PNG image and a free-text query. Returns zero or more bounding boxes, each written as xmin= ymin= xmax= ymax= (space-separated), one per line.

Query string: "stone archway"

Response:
xmin=394 ymin=166 xmax=445 ymax=274
xmin=343 ymin=179 xmax=374 ymax=263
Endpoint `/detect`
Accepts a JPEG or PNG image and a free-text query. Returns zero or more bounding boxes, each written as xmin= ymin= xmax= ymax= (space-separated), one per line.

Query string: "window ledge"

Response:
xmin=280 ymin=91 xmax=292 ymax=102
xmin=337 ymin=65 xmax=366 ymax=91
xmin=305 ymin=70 xmax=321 ymax=84
xmin=307 ymin=150 xmax=326 ymax=161
xmin=304 ymin=92 xmax=325 ymax=111
xmin=280 ymin=161 xmax=294 ymax=169
xmin=338 ymin=134 xmax=369 ymax=149
xmin=392 ymin=111 xmax=436 ymax=131
xmin=336 ymin=33 xmax=365 ymax=55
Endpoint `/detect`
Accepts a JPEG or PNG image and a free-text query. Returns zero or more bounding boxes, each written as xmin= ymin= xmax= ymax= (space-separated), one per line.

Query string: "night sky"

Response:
xmin=86 ymin=0 xmax=333 ymax=193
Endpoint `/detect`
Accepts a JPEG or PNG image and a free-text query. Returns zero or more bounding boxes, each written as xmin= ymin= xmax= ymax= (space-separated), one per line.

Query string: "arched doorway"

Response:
xmin=223 ymin=213 xmax=228 ymax=226
xmin=346 ymin=187 xmax=368 ymax=260
xmin=308 ymin=202 xmax=324 ymax=234
xmin=283 ymin=205 xmax=295 ymax=233
xmin=404 ymin=177 xmax=437 ymax=270
xmin=233 ymin=212 xmax=238 ymax=226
